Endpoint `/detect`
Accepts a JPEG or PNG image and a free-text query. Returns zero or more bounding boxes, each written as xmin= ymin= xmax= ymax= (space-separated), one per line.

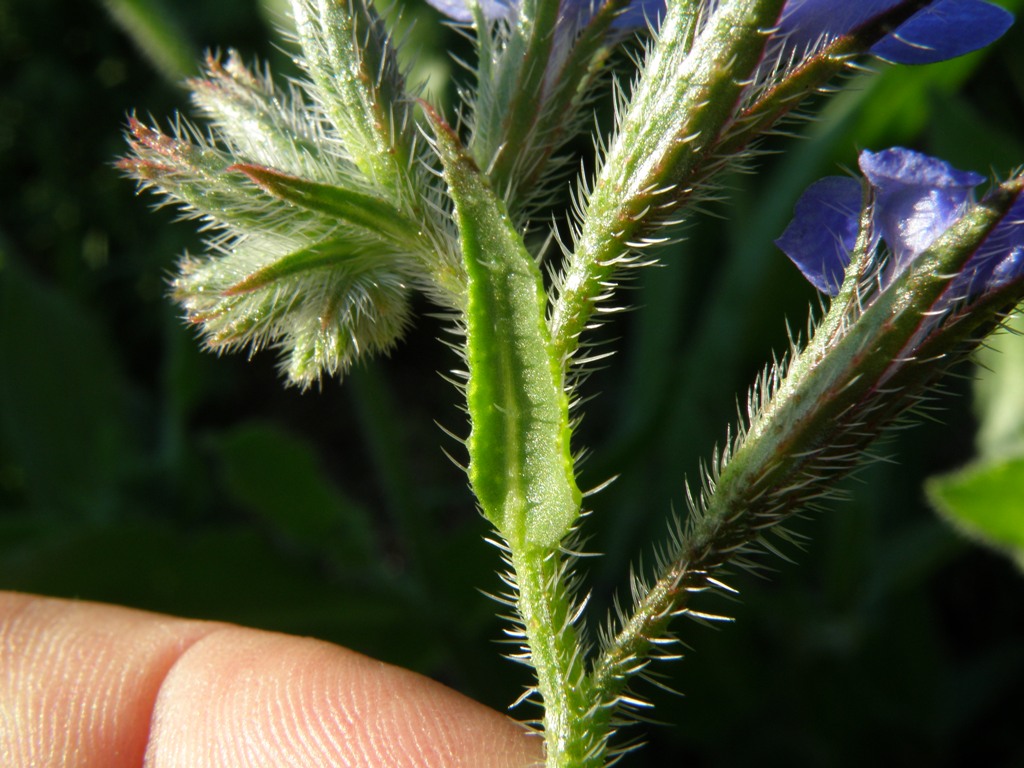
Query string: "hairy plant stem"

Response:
xmin=482 ymin=0 xmax=631 ymax=208
xmin=549 ymin=0 xmax=936 ymax=371
xmin=483 ymin=0 xmax=563 ymax=185
xmin=714 ymin=1 xmax=937 ymax=155
xmin=510 ymin=543 xmax=598 ymax=768
xmin=588 ymin=181 xmax=1024 ymax=706
xmin=550 ymin=0 xmax=784 ymax=366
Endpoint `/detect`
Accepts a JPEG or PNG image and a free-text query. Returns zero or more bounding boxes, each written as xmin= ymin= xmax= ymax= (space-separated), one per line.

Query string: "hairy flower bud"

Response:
xmin=120 ymin=3 xmax=465 ymax=388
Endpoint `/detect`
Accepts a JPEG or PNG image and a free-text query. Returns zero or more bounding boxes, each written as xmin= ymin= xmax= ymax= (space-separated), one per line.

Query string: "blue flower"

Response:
xmin=776 ymin=147 xmax=1024 ymax=300
xmin=859 ymin=148 xmax=985 ymax=276
xmin=777 ymin=0 xmax=1013 ymax=65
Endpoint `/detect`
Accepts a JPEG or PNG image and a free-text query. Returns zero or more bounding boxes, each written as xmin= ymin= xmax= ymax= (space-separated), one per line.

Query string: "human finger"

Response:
xmin=0 ymin=592 xmax=543 ymax=767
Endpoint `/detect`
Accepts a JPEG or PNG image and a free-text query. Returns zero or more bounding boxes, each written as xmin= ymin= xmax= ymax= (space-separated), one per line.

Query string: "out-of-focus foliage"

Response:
xmin=1 ymin=0 xmax=1022 ymax=764
xmin=929 ymin=455 xmax=1024 ymax=570
xmin=928 ymin=312 xmax=1024 ymax=571
xmin=101 ymin=0 xmax=198 ymax=81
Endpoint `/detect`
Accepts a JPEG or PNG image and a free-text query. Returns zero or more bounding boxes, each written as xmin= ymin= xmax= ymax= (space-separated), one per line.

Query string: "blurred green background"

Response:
xmin=2 ymin=0 xmax=1023 ymax=764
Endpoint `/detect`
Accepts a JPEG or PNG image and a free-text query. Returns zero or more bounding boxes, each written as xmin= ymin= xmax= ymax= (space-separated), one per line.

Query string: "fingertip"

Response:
xmin=0 ymin=593 xmax=543 ymax=768
xmin=0 ymin=592 xmax=220 ymax=768
xmin=146 ymin=626 xmax=543 ymax=767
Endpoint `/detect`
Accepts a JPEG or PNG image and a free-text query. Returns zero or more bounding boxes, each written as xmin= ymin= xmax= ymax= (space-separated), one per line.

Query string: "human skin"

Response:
xmin=0 ymin=592 xmax=544 ymax=767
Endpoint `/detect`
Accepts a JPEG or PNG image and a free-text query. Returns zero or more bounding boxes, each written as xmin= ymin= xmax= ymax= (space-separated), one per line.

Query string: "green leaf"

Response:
xmin=468 ymin=0 xmax=629 ymax=211
xmin=189 ymin=52 xmax=339 ymax=180
xmin=231 ymin=164 xmax=418 ymax=243
xmin=175 ymin=233 xmax=414 ymax=388
xmin=121 ymin=118 xmax=307 ymax=236
xmin=219 ymin=235 xmax=385 ymax=295
xmin=426 ymin=107 xmax=580 ymax=549
xmin=926 ymin=456 xmax=1024 ymax=570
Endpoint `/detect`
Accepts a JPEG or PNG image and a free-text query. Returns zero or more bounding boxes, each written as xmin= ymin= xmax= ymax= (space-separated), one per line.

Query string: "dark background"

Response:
xmin=2 ymin=0 xmax=1023 ymax=764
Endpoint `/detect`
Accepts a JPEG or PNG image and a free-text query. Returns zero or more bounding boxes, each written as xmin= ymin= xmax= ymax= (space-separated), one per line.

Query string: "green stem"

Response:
xmin=550 ymin=0 xmax=784 ymax=367
xmin=711 ymin=0 xmax=935 ymax=160
xmin=511 ymin=545 xmax=598 ymax=768
xmin=589 ymin=180 xmax=1024 ymax=708
xmin=487 ymin=0 xmax=563 ymax=184
xmin=549 ymin=0 xmax=936 ymax=369
xmin=484 ymin=0 xmax=626 ymax=201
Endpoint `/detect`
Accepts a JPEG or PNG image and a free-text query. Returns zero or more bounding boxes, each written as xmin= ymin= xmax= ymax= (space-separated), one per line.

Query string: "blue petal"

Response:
xmin=871 ymin=0 xmax=1014 ymax=65
xmin=988 ymin=246 xmax=1024 ymax=288
xmin=608 ymin=0 xmax=663 ymax=29
xmin=775 ymin=176 xmax=863 ymax=295
xmin=956 ymin=194 xmax=1024 ymax=297
xmin=424 ymin=0 xmax=518 ymax=22
xmin=858 ymin=148 xmax=984 ymax=275
xmin=776 ymin=0 xmax=1013 ymax=64
xmin=777 ymin=0 xmax=899 ymax=54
